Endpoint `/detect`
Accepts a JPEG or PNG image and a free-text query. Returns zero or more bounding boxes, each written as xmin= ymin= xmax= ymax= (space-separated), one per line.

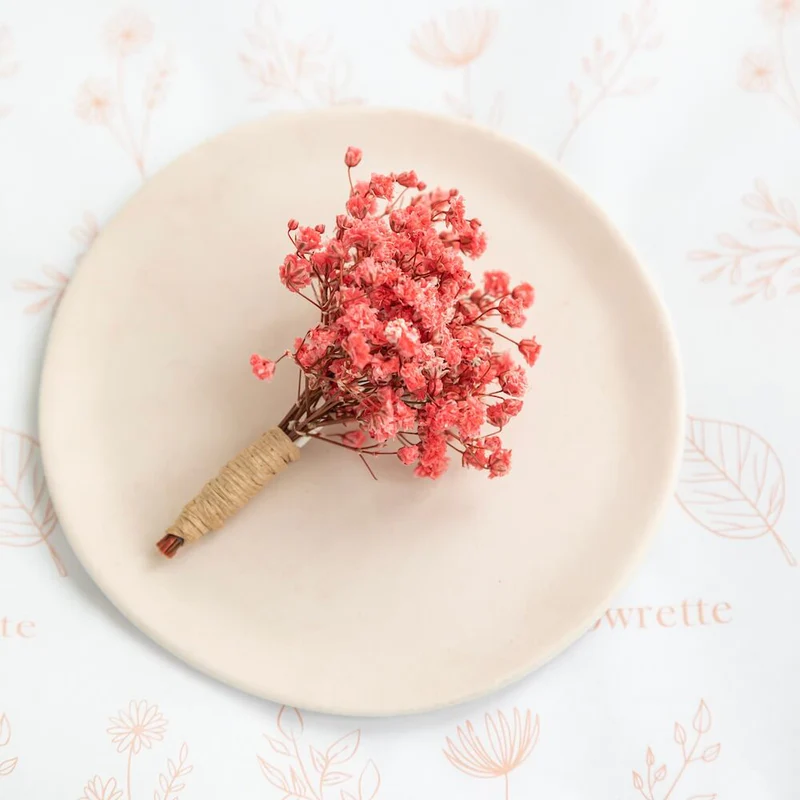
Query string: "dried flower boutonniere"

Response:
xmin=157 ymin=147 xmax=541 ymax=557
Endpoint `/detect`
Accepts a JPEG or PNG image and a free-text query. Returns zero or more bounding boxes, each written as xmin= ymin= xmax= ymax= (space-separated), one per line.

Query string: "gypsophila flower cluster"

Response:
xmin=250 ymin=146 xmax=541 ymax=479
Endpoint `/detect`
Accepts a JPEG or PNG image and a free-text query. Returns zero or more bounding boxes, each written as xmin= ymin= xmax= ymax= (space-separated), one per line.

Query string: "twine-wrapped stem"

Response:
xmin=156 ymin=426 xmax=300 ymax=558
xmin=157 ymin=386 xmax=356 ymax=558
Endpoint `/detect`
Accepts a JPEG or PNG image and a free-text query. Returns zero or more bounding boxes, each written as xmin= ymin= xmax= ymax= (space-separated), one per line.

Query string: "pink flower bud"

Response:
xmin=314 ymin=223 xmax=326 ymax=233
xmin=287 ymin=219 xmax=299 ymax=231
xmin=487 ymin=403 xmax=511 ymax=428
xmin=397 ymin=445 xmax=419 ymax=465
xmin=518 ymin=338 xmax=542 ymax=366
xmin=462 ymin=447 xmax=488 ymax=469
xmin=344 ymin=146 xmax=362 ymax=167
xmin=483 ymin=436 xmax=502 ymax=452
xmin=499 ymin=296 xmax=525 ymax=328
xmin=396 ymin=170 xmax=419 ymax=188
xmin=503 ymin=399 xmax=524 ymax=417
xmin=484 ymin=270 xmax=511 ymax=297
xmin=512 ymin=282 xmax=535 ymax=308
xmin=249 ymin=354 xmax=276 ymax=381
xmin=488 ymin=448 xmax=512 ymax=479
xmin=389 ymin=211 xmax=406 ymax=232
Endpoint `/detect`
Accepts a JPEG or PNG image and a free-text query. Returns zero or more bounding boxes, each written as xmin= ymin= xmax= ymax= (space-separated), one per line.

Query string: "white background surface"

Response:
xmin=1 ymin=1 xmax=799 ymax=798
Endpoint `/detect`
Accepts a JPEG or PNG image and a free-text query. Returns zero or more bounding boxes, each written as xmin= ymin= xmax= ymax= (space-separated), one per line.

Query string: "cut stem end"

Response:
xmin=156 ymin=533 xmax=185 ymax=558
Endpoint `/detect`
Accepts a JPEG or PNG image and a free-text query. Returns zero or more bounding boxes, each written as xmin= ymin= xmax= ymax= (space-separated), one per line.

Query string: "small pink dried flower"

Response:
xmin=250 ymin=355 xmax=276 ymax=381
xmin=344 ymin=146 xmax=362 ymax=167
xmin=518 ymin=338 xmax=542 ymax=367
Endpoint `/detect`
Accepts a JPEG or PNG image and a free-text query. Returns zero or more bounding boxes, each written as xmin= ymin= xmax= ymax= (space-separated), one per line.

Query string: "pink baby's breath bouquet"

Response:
xmin=157 ymin=147 xmax=541 ymax=558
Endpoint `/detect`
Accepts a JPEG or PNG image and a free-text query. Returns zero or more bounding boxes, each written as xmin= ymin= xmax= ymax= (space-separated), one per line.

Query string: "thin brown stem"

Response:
xmin=471 ymin=301 xmax=504 ymax=323
xmin=383 ymin=186 xmax=410 ymax=216
xmin=304 ymin=431 xmax=372 ymax=452
xmin=359 ymin=453 xmax=378 ymax=480
xmin=475 ymin=324 xmax=519 ymax=346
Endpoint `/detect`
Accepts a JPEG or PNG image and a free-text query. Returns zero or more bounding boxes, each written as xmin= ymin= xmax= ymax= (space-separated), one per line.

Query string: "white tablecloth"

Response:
xmin=1 ymin=0 xmax=798 ymax=798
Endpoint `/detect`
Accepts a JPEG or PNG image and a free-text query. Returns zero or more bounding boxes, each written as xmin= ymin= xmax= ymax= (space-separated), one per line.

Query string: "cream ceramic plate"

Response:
xmin=40 ymin=110 xmax=682 ymax=715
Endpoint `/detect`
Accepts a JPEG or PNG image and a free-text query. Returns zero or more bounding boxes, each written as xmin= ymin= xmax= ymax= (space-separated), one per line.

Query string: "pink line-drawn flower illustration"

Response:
xmin=13 ymin=212 xmax=98 ymax=316
xmin=738 ymin=0 xmax=800 ymax=125
xmin=257 ymin=705 xmax=380 ymax=800
xmin=0 ymin=712 xmax=18 ymax=779
xmin=632 ymin=699 xmax=720 ymax=800
xmin=78 ymin=701 xmax=191 ymax=800
xmin=0 ymin=25 xmax=19 ymax=119
xmin=76 ymin=9 xmax=174 ymax=178
xmin=79 ymin=776 xmax=124 ymax=800
xmin=556 ymin=0 xmax=661 ymax=160
xmin=687 ymin=180 xmax=800 ymax=302
xmin=676 ymin=416 xmax=795 ymax=567
xmin=0 ymin=428 xmax=66 ymax=576
xmin=410 ymin=8 xmax=502 ymax=125
xmin=239 ymin=1 xmax=360 ymax=107
xmin=443 ymin=708 xmax=539 ymax=800
xmin=107 ymin=701 xmax=168 ymax=755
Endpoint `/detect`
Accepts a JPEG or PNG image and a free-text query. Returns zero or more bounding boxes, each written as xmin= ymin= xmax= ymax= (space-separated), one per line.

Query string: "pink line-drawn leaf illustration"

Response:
xmin=239 ymin=1 xmax=360 ymax=108
xmin=0 ymin=428 xmax=66 ymax=576
xmin=13 ymin=212 xmax=98 ymax=316
xmin=153 ymin=742 xmax=192 ymax=800
xmin=257 ymin=705 xmax=379 ymax=800
xmin=358 ymin=761 xmax=380 ymax=800
xmin=410 ymin=8 xmax=503 ymax=126
xmin=557 ymin=0 xmax=661 ymax=160
xmin=676 ymin=417 xmax=795 ymax=566
xmin=443 ymin=708 xmax=539 ymax=800
xmin=0 ymin=712 xmax=18 ymax=779
xmin=687 ymin=179 xmax=800 ymax=302
xmin=738 ymin=0 xmax=800 ymax=126
xmin=0 ymin=758 xmax=17 ymax=777
xmin=326 ymin=731 xmax=360 ymax=764
xmin=75 ymin=9 xmax=174 ymax=178
xmin=13 ymin=267 xmax=70 ymax=316
xmin=632 ymin=699 xmax=719 ymax=800
xmin=0 ymin=25 xmax=19 ymax=118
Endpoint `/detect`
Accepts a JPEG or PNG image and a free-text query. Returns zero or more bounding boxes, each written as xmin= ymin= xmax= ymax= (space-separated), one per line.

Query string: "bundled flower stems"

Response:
xmin=156 ymin=147 xmax=541 ymax=558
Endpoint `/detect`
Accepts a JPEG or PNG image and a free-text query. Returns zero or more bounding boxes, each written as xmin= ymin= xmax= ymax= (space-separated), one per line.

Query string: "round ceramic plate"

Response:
xmin=40 ymin=109 xmax=682 ymax=715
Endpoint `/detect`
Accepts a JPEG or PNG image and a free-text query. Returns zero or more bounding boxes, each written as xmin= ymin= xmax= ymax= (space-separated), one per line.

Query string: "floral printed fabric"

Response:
xmin=0 ymin=0 xmax=797 ymax=797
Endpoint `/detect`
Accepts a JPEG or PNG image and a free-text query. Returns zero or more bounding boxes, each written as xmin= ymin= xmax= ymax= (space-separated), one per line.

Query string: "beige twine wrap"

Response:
xmin=164 ymin=426 xmax=300 ymax=545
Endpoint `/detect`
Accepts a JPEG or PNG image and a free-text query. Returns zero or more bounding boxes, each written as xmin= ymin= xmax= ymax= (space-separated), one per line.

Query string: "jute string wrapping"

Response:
xmin=159 ymin=427 xmax=299 ymax=554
